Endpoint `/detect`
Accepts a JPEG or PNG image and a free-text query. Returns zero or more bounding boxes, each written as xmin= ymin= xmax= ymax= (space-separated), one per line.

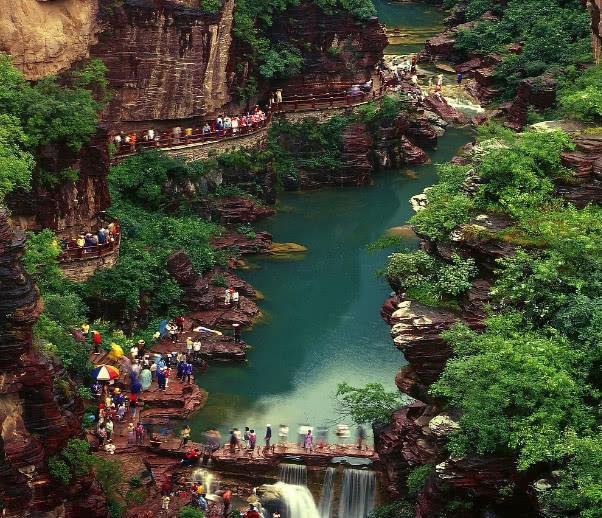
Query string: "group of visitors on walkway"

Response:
xmin=58 ymin=222 xmax=119 ymax=258
xmin=112 ymin=105 xmax=270 ymax=154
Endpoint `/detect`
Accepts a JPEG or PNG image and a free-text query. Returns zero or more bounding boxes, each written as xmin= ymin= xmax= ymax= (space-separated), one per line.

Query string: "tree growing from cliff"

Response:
xmin=335 ymin=382 xmax=406 ymax=425
xmin=0 ymin=113 xmax=34 ymax=202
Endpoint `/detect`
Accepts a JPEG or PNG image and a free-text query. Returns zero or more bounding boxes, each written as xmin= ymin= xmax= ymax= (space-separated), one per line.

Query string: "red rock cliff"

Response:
xmin=0 ymin=211 xmax=105 ymax=516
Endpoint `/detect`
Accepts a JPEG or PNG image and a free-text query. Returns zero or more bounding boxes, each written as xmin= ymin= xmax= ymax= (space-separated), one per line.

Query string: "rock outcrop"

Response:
xmin=590 ymin=0 xmax=602 ymax=63
xmin=558 ymin=134 xmax=602 ymax=206
xmin=92 ymin=0 xmax=234 ymax=129
xmin=0 ymin=0 xmax=99 ymax=79
xmin=0 ymin=211 xmax=105 ymax=517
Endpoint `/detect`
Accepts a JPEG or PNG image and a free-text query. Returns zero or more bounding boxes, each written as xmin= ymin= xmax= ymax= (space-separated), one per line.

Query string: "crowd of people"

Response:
xmin=112 ymin=106 xmax=270 ymax=153
xmin=58 ymin=221 xmax=119 ymax=257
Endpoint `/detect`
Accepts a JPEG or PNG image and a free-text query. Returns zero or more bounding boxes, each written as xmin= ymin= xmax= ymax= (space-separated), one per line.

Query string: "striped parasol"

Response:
xmin=91 ymin=364 xmax=120 ymax=381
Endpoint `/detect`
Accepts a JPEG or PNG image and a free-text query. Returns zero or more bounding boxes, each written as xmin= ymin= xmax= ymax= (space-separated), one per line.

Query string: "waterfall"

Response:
xmin=191 ymin=468 xmax=219 ymax=495
xmin=337 ymin=469 xmax=376 ymax=518
xmin=279 ymin=463 xmax=308 ymax=486
xmin=275 ymin=482 xmax=320 ymax=518
xmin=317 ymin=467 xmax=336 ymax=518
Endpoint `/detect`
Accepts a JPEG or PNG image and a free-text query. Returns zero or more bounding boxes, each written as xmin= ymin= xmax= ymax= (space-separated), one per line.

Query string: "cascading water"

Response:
xmin=337 ymin=469 xmax=376 ymax=518
xmin=191 ymin=468 xmax=219 ymax=495
xmin=317 ymin=467 xmax=336 ymax=518
xmin=275 ymin=482 xmax=320 ymax=518
xmin=279 ymin=463 xmax=308 ymax=486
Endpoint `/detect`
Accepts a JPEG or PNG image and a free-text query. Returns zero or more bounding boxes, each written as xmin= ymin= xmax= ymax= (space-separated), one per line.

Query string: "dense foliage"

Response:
xmin=233 ymin=0 xmax=375 ymax=81
xmin=443 ymin=0 xmax=591 ymax=97
xmin=24 ymin=230 xmax=93 ymax=380
xmin=0 ymin=55 xmax=107 ymax=199
xmin=335 ymin=382 xmax=406 ymax=425
xmin=387 ymin=250 xmax=477 ymax=307
xmin=85 ymin=151 xmax=219 ymax=320
xmin=557 ymin=65 xmax=602 ymax=122
xmin=402 ymin=125 xmax=602 ymax=515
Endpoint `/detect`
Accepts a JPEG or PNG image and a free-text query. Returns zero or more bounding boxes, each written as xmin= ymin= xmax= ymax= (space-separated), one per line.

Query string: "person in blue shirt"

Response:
xmin=457 ymin=72 xmax=463 ymax=85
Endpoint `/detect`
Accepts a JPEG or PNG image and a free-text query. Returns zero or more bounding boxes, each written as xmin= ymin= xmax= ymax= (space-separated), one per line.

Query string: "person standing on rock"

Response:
xmin=223 ymin=489 xmax=232 ymax=518
xmin=233 ymin=323 xmax=241 ymax=344
xmin=193 ymin=339 xmax=201 ymax=361
xmin=275 ymin=89 xmax=283 ymax=104
xmin=248 ymin=429 xmax=257 ymax=451
xmin=92 ymin=329 xmax=102 ymax=354
xmin=304 ymin=429 xmax=314 ymax=453
xmin=243 ymin=426 xmax=250 ymax=449
xmin=224 ymin=288 xmax=231 ymax=306
xmin=184 ymin=361 xmax=193 ymax=384
xmin=356 ymin=425 xmax=366 ymax=450
xmin=161 ymin=494 xmax=170 ymax=514
xmin=457 ymin=72 xmax=463 ymax=85
xmin=179 ymin=425 xmax=191 ymax=448
xmin=232 ymin=290 xmax=240 ymax=308
xmin=129 ymin=392 xmax=138 ymax=418
xmin=264 ymin=425 xmax=272 ymax=449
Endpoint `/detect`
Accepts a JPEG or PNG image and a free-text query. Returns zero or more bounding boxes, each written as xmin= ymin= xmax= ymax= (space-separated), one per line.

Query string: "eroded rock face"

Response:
xmin=590 ymin=0 xmax=602 ymax=63
xmin=0 ymin=0 xmax=99 ymax=79
xmin=92 ymin=0 xmax=234 ymax=127
xmin=0 ymin=211 xmax=104 ymax=516
xmin=558 ymin=135 xmax=602 ymax=207
xmin=7 ymin=131 xmax=111 ymax=238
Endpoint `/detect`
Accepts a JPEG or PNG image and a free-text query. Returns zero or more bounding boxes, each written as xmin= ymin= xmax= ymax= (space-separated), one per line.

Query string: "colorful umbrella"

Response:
xmin=91 ymin=365 xmax=120 ymax=381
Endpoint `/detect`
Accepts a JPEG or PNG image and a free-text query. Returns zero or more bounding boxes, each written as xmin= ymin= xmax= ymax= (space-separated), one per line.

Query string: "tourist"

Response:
xmin=357 ymin=425 xmax=366 ymax=450
xmin=248 ymin=429 xmax=257 ymax=451
xmin=181 ymin=448 xmax=201 ymax=467
xmin=136 ymin=422 xmax=145 ymax=444
xmin=186 ymin=336 xmax=194 ymax=357
xmin=92 ymin=329 xmax=102 ymax=354
xmin=127 ymin=421 xmax=136 ymax=444
xmin=177 ymin=358 xmax=185 ymax=380
xmin=180 ymin=425 xmax=191 ymax=448
xmin=97 ymin=228 xmax=106 ymax=245
xmin=436 ymin=74 xmax=443 ymax=89
xmin=223 ymin=489 xmax=232 ymax=518
xmin=275 ymin=89 xmax=283 ymax=104
xmin=140 ymin=366 xmax=152 ymax=390
xmin=92 ymin=381 xmax=102 ymax=398
xmin=224 ymin=287 xmax=231 ymax=306
xmin=129 ymin=392 xmax=138 ymax=417
xmin=232 ymin=290 xmax=240 ymax=308
xmin=164 ymin=365 xmax=171 ymax=388
xmin=278 ymin=424 xmax=289 ymax=445
xmin=97 ymin=423 xmax=107 ymax=446
xmin=243 ymin=426 xmax=250 ymax=449
xmin=264 ymin=425 xmax=272 ymax=448
xmin=167 ymin=321 xmax=178 ymax=343
xmin=131 ymin=360 xmax=141 ymax=379
xmin=233 ymin=323 xmax=241 ymax=344
xmin=105 ymin=417 xmax=114 ymax=441
xmin=161 ymin=494 xmax=170 ymax=512
xmin=193 ymin=339 xmax=201 ymax=360
xmin=197 ymin=493 xmax=208 ymax=512
xmin=303 ymin=429 xmax=314 ymax=453
xmin=229 ymin=430 xmax=237 ymax=453
xmin=150 ymin=361 xmax=157 ymax=380
xmin=411 ymin=74 xmax=418 ymax=86
xmin=216 ymin=116 xmax=224 ymax=134
xmin=184 ymin=127 xmax=193 ymax=142
xmin=113 ymin=134 xmax=122 ymax=147
xmin=184 ymin=361 xmax=193 ymax=384
xmin=457 ymin=72 xmax=463 ymax=85
xmin=176 ymin=315 xmax=185 ymax=333
xmin=202 ymin=123 xmax=211 ymax=136
xmin=232 ymin=116 xmax=239 ymax=134
xmin=117 ymin=402 xmax=126 ymax=422
xmin=157 ymin=366 xmax=166 ymax=390
xmin=244 ymin=504 xmax=261 ymax=518
xmin=172 ymin=126 xmax=182 ymax=144
xmin=234 ymin=428 xmax=243 ymax=451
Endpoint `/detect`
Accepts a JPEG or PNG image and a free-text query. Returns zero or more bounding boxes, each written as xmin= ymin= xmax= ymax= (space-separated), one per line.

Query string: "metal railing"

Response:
xmin=58 ymin=233 xmax=120 ymax=263
xmin=111 ymin=85 xmax=387 ymax=159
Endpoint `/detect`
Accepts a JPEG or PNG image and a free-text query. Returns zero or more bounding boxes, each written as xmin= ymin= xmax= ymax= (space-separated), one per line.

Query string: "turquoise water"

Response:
xmin=189 ymin=128 xmax=472 ymax=440
xmin=373 ymin=0 xmax=445 ymax=54
xmin=188 ymin=1 xmax=469 ymax=442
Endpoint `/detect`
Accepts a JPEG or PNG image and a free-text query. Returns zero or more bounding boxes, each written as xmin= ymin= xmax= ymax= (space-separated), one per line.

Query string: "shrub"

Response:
xmin=179 ymin=507 xmax=205 ymax=518
xmin=407 ymin=465 xmax=434 ymax=497
xmin=335 ymin=383 xmax=405 ymax=425
xmin=558 ymin=65 xmax=602 ymax=121
xmin=48 ymin=457 xmax=72 ymax=486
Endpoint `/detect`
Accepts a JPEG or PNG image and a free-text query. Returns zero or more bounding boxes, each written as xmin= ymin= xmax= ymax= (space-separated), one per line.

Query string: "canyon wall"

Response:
xmin=591 ymin=0 xmax=602 ymax=63
xmin=0 ymin=210 xmax=106 ymax=517
xmin=0 ymin=0 xmax=100 ymax=80
xmin=92 ymin=0 xmax=234 ymax=129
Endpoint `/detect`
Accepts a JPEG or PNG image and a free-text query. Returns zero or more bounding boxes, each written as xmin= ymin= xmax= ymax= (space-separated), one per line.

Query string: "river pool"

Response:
xmin=189 ymin=2 xmax=471 ymax=442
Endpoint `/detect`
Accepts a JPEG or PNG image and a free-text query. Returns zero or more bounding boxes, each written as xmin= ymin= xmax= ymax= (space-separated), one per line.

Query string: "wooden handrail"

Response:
xmin=58 ymin=233 xmax=121 ymax=263
xmin=112 ymin=85 xmax=386 ymax=158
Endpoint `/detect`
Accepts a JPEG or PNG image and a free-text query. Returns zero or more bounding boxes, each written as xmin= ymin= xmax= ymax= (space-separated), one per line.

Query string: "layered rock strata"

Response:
xmin=0 ymin=211 xmax=105 ymax=516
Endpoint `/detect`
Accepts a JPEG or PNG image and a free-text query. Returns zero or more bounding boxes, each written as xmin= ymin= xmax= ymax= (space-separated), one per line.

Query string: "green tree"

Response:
xmin=0 ymin=114 xmax=34 ymax=201
xmin=335 ymin=383 xmax=405 ymax=425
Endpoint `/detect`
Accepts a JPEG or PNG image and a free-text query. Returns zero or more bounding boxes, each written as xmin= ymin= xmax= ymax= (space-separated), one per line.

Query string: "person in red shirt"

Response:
xmin=129 ymin=392 xmax=138 ymax=418
xmin=92 ymin=330 xmax=102 ymax=354
xmin=176 ymin=316 xmax=185 ymax=333
xmin=223 ymin=489 xmax=232 ymax=518
xmin=244 ymin=505 xmax=261 ymax=518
